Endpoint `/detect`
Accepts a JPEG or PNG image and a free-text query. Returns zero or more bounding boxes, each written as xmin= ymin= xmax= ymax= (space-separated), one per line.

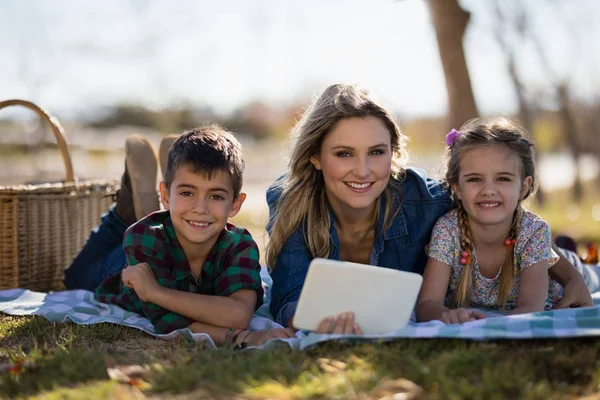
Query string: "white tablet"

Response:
xmin=293 ymin=258 xmax=423 ymax=334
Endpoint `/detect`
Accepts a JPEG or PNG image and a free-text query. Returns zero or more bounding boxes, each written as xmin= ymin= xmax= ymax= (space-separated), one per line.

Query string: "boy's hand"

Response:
xmin=441 ymin=308 xmax=486 ymax=324
xmin=245 ymin=328 xmax=296 ymax=346
xmin=121 ymin=263 xmax=160 ymax=302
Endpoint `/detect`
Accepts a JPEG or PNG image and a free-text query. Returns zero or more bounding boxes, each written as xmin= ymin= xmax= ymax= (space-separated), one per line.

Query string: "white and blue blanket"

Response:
xmin=2 ymin=268 xmax=600 ymax=350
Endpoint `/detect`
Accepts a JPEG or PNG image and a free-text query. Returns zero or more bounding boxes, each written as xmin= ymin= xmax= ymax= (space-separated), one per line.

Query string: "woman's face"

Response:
xmin=310 ymin=116 xmax=393 ymax=215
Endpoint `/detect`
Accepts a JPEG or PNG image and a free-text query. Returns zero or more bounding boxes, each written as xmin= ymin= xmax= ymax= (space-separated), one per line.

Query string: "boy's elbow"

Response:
xmin=225 ymin=304 xmax=253 ymax=329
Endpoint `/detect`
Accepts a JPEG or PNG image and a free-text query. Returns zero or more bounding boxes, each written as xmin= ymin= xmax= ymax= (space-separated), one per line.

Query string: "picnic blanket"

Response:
xmin=2 ymin=268 xmax=600 ymax=350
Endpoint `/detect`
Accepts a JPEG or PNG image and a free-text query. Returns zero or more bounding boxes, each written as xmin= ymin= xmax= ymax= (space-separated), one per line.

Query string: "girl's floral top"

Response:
xmin=426 ymin=209 xmax=561 ymax=311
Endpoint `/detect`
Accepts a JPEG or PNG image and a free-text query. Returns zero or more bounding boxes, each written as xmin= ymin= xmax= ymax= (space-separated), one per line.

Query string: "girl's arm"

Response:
xmin=415 ymin=258 xmax=452 ymax=322
xmin=549 ymin=244 xmax=593 ymax=308
xmin=508 ymin=261 xmax=549 ymax=315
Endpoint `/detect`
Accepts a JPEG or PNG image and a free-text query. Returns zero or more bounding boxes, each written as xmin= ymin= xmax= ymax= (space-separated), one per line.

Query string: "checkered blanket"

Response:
xmin=2 ymin=268 xmax=600 ymax=350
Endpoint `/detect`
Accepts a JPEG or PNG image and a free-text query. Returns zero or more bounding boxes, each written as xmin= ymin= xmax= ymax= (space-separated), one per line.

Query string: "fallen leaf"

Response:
xmin=370 ymin=378 xmax=424 ymax=400
xmin=104 ymin=356 xmax=150 ymax=389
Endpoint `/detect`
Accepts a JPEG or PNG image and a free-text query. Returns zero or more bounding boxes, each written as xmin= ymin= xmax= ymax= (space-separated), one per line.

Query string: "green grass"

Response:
xmin=2 ymin=314 xmax=600 ymax=399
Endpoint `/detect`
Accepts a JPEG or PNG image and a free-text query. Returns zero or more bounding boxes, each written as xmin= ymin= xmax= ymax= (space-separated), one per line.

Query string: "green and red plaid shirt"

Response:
xmin=94 ymin=210 xmax=263 ymax=334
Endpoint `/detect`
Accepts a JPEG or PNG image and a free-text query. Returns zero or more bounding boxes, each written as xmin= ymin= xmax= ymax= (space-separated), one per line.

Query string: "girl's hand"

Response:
xmin=244 ymin=328 xmax=296 ymax=346
xmin=316 ymin=312 xmax=364 ymax=334
xmin=121 ymin=263 xmax=160 ymax=302
xmin=554 ymin=275 xmax=593 ymax=309
xmin=441 ymin=308 xmax=486 ymax=324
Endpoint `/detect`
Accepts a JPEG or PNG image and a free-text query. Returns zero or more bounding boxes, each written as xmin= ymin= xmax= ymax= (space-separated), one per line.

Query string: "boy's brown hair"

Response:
xmin=163 ymin=125 xmax=244 ymax=198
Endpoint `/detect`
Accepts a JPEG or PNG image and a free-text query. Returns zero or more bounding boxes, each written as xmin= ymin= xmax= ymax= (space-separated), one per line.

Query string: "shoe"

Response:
xmin=125 ymin=135 xmax=160 ymax=221
xmin=159 ymin=134 xmax=179 ymax=180
xmin=114 ymin=163 xmax=137 ymax=227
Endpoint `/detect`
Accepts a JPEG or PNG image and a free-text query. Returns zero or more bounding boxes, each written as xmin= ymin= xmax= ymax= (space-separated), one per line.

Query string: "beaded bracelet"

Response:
xmin=233 ymin=330 xmax=254 ymax=350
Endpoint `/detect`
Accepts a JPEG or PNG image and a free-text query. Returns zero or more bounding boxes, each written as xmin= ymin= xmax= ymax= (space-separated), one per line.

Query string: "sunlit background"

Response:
xmin=1 ymin=0 xmax=599 ymax=260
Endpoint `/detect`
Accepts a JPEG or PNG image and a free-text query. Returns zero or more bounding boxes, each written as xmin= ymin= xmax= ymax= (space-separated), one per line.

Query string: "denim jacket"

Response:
xmin=266 ymin=167 xmax=455 ymax=326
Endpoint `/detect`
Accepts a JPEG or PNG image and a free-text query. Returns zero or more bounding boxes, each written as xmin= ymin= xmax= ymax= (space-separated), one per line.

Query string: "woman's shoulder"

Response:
xmin=399 ymin=167 xmax=453 ymax=204
xmin=266 ymin=174 xmax=287 ymax=207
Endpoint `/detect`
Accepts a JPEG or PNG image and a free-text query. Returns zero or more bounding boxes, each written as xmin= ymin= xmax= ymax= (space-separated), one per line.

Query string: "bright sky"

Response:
xmin=0 ymin=0 xmax=598 ymax=118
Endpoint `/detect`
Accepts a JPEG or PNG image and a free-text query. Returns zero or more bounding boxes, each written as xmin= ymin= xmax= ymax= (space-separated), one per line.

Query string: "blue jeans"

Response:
xmin=63 ymin=205 xmax=128 ymax=291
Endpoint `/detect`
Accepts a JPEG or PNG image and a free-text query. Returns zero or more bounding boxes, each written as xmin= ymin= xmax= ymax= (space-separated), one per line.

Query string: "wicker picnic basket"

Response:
xmin=0 ymin=99 xmax=120 ymax=291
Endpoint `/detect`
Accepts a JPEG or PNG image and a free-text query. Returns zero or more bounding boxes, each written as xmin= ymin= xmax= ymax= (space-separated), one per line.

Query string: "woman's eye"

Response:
xmin=336 ymin=151 xmax=351 ymax=158
xmin=370 ymin=149 xmax=385 ymax=156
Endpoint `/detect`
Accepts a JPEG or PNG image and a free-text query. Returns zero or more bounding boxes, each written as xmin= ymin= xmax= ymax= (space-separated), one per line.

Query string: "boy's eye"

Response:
xmin=180 ymin=191 xmax=193 ymax=197
xmin=336 ymin=151 xmax=351 ymax=158
xmin=211 ymin=194 xmax=225 ymax=201
xmin=497 ymin=177 xmax=511 ymax=182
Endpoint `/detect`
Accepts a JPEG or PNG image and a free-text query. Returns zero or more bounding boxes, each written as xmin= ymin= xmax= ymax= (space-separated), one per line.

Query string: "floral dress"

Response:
xmin=426 ymin=209 xmax=561 ymax=311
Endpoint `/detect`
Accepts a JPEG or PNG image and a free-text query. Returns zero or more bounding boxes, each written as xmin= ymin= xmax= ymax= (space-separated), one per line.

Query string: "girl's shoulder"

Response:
xmin=434 ymin=209 xmax=459 ymax=230
xmin=518 ymin=210 xmax=551 ymax=237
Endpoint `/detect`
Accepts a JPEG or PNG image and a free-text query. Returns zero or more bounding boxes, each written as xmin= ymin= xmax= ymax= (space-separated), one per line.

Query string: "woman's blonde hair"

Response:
xmin=445 ymin=116 xmax=537 ymax=309
xmin=265 ymin=84 xmax=408 ymax=270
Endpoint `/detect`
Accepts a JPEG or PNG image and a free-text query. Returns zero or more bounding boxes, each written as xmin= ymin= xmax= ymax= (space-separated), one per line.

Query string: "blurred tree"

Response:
xmin=427 ymin=0 xmax=479 ymax=131
xmin=557 ymin=85 xmax=583 ymax=202
xmin=491 ymin=2 xmax=545 ymax=204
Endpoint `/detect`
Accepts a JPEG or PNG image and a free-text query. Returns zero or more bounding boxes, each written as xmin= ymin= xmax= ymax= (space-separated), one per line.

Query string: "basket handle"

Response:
xmin=0 ymin=99 xmax=75 ymax=183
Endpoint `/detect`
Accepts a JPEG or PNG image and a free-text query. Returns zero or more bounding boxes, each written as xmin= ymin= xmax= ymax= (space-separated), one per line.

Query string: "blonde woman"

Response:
xmin=266 ymin=84 xmax=593 ymax=333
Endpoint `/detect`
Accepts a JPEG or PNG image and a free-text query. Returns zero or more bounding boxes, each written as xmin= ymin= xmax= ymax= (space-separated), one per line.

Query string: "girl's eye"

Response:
xmin=466 ymin=177 xmax=481 ymax=182
xmin=336 ymin=151 xmax=351 ymax=158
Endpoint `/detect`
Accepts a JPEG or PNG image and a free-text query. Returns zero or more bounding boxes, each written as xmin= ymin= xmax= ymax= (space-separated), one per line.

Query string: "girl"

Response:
xmin=266 ymin=85 xmax=592 ymax=333
xmin=416 ymin=117 xmax=591 ymax=324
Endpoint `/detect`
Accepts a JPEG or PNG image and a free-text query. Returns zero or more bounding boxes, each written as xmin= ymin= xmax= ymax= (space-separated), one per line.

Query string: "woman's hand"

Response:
xmin=244 ymin=328 xmax=296 ymax=346
xmin=315 ymin=311 xmax=364 ymax=334
xmin=441 ymin=308 xmax=486 ymax=324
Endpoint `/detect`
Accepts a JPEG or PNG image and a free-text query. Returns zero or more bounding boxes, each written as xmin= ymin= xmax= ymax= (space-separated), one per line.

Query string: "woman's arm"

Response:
xmin=508 ymin=261 xmax=549 ymax=315
xmin=415 ymin=258 xmax=452 ymax=322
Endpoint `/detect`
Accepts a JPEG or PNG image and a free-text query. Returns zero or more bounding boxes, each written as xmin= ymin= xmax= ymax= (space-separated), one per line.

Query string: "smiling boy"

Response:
xmin=95 ymin=126 xmax=293 ymax=346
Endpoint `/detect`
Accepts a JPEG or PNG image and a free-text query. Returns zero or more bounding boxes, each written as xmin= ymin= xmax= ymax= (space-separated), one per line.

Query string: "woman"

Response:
xmin=265 ymin=83 xmax=593 ymax=334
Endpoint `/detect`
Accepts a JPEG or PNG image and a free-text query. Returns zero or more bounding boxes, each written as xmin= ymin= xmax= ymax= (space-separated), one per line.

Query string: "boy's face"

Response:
xmin=160 ymin=164 xmax=245 ymax=255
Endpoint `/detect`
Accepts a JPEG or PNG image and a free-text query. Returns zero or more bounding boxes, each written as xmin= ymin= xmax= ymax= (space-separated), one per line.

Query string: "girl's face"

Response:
xmin=452 ymin=145 xmax=532 ymax=232
xmin=310 ymin=116 xmax=393 ymax=216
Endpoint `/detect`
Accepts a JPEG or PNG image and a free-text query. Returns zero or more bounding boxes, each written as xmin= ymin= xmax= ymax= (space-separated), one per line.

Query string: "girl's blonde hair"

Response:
xmin=265 ymin=84 xmax=408 ymax=270
xmin=445 ymin=116 xmax=537 ymax=309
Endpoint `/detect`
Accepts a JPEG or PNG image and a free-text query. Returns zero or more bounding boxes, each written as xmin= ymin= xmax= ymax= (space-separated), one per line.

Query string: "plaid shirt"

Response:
xmin=94 ymin=210 xmax=263 ymax=334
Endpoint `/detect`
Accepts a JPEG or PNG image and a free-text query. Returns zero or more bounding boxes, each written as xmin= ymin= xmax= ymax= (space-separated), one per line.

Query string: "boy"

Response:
xmin=94 ymin=126 xmax=294 ymax=346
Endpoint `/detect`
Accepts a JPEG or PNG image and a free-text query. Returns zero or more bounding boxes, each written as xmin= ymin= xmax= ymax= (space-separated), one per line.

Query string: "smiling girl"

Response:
xmin=416 ymin=117 xmax=591 ymax=324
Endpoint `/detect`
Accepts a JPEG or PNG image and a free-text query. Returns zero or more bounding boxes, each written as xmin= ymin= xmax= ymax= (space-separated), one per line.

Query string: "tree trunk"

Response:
xmin=557 ymin=85 xmax=583 ymax=203
xmin=427 ymin=0 xmax=479 ymax=131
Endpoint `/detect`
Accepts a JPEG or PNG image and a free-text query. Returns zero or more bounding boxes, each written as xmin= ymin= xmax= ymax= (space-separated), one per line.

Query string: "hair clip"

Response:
xmin=445 ymin=129 xmax=462 ymax=147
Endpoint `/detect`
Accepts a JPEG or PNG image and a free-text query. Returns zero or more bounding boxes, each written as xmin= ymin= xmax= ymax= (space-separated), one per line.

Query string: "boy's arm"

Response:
xmin=149 ymin=288 xmax=256 ymax=329
xmin=130 ymin=237 xmax=263 ymax=328
xmin=122 ymin=224 xmax=195 ymax=334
